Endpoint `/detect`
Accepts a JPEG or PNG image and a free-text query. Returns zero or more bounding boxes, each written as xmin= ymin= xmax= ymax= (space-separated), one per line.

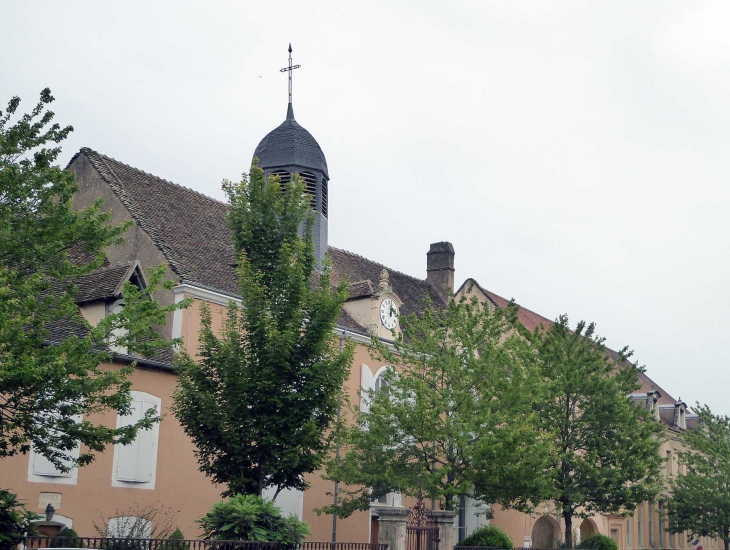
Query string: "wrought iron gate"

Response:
xmin=406 ymin=498 xmax=439 ymax=550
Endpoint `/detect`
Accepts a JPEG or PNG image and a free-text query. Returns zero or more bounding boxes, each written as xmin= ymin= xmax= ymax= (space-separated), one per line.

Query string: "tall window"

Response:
xmin=638 ymin=503 xmax=644 ymax=547
xmin=457 ymin=495 xmax=467 ymax=543
xmin=112 ymin=392 xmax=161 ymax=488
xmin=649 ymin=500 xmax=655 ymax=547
xmin=667 ymin=450 xmax=673 ymax=475
xmin=27 ymin=405 xmax=81 ymax=485
xmin=626 ymin=516 xmax=632 ymax=549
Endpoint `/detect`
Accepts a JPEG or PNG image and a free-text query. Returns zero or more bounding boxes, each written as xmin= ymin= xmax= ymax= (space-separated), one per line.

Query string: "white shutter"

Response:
xmin=134 ymin=396 xmax=159 ymax=482
xmin=31 ymin=412 xmax=81 ymax=478
xmin=360 ymin=364 xmax=374 ymax=413
xmin=33 ymin=452 xmax=68 ymax=477
xmin=115 ymin=396 xmax=142 ymax=481
xmin=114 ymin=393 xmax=160 ymax=483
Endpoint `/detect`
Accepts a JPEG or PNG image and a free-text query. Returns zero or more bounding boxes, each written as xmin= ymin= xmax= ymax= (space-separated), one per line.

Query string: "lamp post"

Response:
xmin=45 ymin=503 xmax=55 ymax=522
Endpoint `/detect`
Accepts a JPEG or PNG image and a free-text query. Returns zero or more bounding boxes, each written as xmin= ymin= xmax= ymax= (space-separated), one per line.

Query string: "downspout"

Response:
xmin=332 ymin=329 xmax=347 ymax=545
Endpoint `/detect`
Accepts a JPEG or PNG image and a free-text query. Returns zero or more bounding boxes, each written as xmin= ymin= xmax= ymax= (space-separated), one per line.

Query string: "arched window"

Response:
xmin=374 ymin=370 xmax=388 ymax=395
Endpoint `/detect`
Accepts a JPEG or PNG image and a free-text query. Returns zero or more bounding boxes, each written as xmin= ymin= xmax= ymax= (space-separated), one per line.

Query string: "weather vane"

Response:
xmin=280 ymin=43 xmax=301 ymax=105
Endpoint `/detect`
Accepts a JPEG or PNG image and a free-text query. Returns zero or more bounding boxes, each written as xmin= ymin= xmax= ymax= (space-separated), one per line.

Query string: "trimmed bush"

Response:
xmin=576 ymin=534 xmax=618 ymax=550
xmin=168 ymin=528 xmax=185 ymax=540
xmin=198 ymin=494 xmax=310 ymax=548
xmin=49 ymin=528 xmax=82 ymax=548
xmin=456 ymin=525 xmax=514 ymax=549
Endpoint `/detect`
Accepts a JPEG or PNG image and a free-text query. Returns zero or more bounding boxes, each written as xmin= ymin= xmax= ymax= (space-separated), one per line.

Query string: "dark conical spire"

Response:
xmin=286 ymin=102 xmax=295 ymax=120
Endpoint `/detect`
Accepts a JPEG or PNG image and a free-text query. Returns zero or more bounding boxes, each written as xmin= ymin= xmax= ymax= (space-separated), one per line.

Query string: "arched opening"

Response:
xmin=532 ymin=516 xmax=560 ymax=549
xmin=580 ymin=518 xmax=598 ymax=543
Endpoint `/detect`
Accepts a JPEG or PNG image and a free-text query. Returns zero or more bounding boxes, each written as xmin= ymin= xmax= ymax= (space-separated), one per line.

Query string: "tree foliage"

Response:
xmin=532 ymin=316 xmax=664 ymax=547
xmin=321 ymin=294 xmax=549 ymax=517
xmin=0 ymin=489 xmax=38 ymax=550
xmin=0 ymin=89 xmax=187 ymax=470
xmin=666 ymin=405 xmax=730 ymax=550
xmin=172 ymin=163 xmax=352 ymax=497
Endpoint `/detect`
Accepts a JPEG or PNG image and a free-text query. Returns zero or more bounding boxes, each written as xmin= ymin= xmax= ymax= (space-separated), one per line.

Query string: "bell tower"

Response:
xmin=252 ymin=45 xmax=329 ymax=267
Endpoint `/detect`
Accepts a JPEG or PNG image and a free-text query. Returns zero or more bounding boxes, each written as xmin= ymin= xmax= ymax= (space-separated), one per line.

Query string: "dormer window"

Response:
xmin=107 ymin=300 xmax=128 ymax=355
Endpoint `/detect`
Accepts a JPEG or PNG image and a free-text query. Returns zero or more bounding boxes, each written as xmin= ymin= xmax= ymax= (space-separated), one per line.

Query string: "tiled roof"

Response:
xmin=347 ymin=280 xmax=375 ymax=300
xmin=74 ymin=263 xmax=137 ymax=303
xmin=328 ymin=247 xmax=446 ymax=319
xmin=253 ymin=105 xmax=329 ymax=178
xmin=73 ymin=148 xmax=240 ymax=295
xmin=69 ymin=148 xmax=442 ymax=331
xmin=68 ymin=148 xmax=678 ymax=396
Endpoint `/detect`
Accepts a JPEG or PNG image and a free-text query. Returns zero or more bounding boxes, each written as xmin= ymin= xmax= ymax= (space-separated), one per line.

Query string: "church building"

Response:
xmin=0 ymin=51 xmax=708 ymax=550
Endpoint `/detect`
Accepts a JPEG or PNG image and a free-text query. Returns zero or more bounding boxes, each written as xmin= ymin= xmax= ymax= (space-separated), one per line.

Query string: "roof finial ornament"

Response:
xmin=280 ymin=43 xmax=301 ymax=119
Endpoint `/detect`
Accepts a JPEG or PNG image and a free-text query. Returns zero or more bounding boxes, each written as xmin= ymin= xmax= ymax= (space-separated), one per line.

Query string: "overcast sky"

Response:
xmin=4 ymin=1 xmax=729 ymax=414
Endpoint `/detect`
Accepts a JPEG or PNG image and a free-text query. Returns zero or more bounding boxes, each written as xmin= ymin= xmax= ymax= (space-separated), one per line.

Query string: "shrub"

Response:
xmin=165 ymin=528 xmax=189 ymax=550
xmin=576 ymin=534 xmax=618 ymax=550
xmin=198 ymin=494 xmax=310 ymax=547
xmin=456 ymin=525 xmax=514 ymax=549
xmin=49 ymin=527 xmax=82 ymax=548
xmin=0 ymin=489 xmax=40 ymax=550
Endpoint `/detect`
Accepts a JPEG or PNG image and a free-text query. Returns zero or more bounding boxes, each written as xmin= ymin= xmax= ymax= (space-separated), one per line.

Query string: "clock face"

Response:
xmin=379 ymin=298 xmax=398 ymax=330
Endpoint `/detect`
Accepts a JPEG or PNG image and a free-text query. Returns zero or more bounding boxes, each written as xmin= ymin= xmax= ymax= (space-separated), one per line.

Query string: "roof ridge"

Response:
xmin=81 ymin=147 xmax=228 ymax=208
xmin=328 ymin=246 xmax=428 ymax=286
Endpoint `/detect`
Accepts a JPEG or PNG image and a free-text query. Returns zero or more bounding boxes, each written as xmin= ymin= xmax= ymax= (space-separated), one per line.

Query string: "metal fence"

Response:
xmin=456 ymin=547 xmax=556 ymax=550
xmin=22 ymin=539 xmax=387 ymax=550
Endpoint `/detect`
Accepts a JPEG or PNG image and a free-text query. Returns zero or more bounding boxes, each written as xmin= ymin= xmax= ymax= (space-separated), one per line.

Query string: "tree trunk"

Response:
xmin=563 ymin=509 xmax=573 ymax=548
xmin=724 ymin=537 xmax=729 ymax=550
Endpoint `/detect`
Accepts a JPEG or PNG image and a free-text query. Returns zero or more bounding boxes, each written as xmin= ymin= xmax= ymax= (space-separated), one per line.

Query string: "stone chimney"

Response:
xmin=674 ymin=399 xmax=687 ymax=430
xmin=426 ymin=242 xmax=455 ymax=304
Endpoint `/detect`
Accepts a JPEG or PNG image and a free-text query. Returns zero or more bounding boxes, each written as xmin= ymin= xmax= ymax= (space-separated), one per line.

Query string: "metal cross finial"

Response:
xmin=280 ymin=43 xmax=301 ymax=106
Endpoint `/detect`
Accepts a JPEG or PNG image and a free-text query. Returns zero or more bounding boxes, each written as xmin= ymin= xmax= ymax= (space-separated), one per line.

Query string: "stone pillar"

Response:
xmin=430 ymin=510 xmax=456 ymax=550
xmin=372 ymin=506 xmax=409 ymax=550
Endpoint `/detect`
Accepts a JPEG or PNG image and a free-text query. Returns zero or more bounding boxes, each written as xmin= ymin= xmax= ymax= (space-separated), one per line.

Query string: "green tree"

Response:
xmin=0 ymin=89 xmax=187 ymax=470
xmin=533 ymin=316 xmax=664 ymax=547
xmin=171 ymin=164 xmax=352 ymax=497
xmin=321 ymin=295 xmax=549 ymax=517
xmin=666 ymin=405 xmax=730 ymax=550
xmin=0 ymin=490 xmax=39 ymax=550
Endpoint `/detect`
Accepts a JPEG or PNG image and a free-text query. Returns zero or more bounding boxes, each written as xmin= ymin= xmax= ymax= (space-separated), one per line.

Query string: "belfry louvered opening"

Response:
xmin=271 ymin=170 xmax=291 ymax=192
xmin=300 ymin=172 xmax=317 ymax=210
xmin=321 ymin=179 xmax=328 ymax=217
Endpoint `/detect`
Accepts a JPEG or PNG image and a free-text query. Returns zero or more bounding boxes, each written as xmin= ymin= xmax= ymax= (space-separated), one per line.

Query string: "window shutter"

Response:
xmin=115 ymin=396 xmax=142 ymax=482
xmin=360 ymin=365 xmax=374 ymax=413
xmin=31 ymin=412 xmax=81 ymax=477
xmin=33 ymin=452 xmax=69 ymax=477
xmin=135 ymin=396 xmax=159 ymax=482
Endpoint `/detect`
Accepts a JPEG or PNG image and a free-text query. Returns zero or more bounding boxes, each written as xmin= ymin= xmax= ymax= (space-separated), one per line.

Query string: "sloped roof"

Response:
xmin=68 ymin=148 xmax=414 ymax=333
xmin=328 ymin=248 xmax=446 ymax=319
xmin=74 ymin=262 xmax=140 ymax=303
xmin=68 ymin=148 xmax=680 ymax=396
xmin=72 ymin=148 xmax=239 ymax=294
